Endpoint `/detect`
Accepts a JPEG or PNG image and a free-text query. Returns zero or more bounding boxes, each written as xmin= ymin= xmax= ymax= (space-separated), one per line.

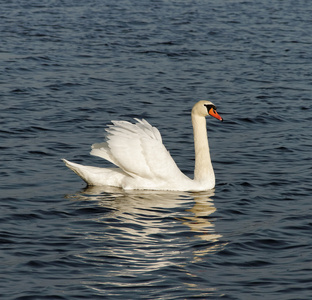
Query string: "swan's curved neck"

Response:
xmin=192 ymin=112 xmax=215 ymax=184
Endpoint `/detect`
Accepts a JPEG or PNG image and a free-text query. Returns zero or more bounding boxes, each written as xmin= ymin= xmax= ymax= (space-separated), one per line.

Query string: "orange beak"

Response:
xmin=209 ymin=107 xmax=223 ymax=121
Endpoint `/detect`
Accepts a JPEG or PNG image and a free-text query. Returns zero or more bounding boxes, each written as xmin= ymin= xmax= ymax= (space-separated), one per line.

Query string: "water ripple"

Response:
xmin=1 ymin=0 xmax=312 ymax=299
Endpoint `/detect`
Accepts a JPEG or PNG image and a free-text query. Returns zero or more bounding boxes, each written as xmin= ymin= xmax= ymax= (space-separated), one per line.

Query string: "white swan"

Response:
xmin=63 ymin=100 xmax=223 ymax=191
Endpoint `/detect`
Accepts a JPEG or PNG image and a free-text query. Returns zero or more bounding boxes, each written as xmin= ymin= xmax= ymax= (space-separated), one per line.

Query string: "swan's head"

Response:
xmin=192 ymin=100 xmax=223 ymax=121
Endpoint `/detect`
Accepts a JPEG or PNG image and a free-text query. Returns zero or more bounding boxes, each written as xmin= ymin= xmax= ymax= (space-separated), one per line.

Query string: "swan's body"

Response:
xmin=63 ymin=100 xmax=223 ymax=191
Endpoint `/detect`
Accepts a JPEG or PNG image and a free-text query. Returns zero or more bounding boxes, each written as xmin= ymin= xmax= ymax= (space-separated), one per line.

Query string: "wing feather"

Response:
xmin=90 ymin=119 xmax=185 ymax=181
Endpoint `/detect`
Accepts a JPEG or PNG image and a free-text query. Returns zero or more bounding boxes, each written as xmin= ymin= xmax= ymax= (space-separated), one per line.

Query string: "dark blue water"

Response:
xmin=1 ymin=0 xmax=312 ymax=299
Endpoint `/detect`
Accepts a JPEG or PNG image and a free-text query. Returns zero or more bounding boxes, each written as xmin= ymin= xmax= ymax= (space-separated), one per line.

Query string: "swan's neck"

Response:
xmin=192 ymin=113 xmax=215 ymax=184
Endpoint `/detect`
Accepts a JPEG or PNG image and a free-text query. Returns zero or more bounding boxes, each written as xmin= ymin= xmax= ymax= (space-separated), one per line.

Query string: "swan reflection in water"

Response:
xmin=67 ymin=186 xmax=225 ymax=266
xmin=66 ymin=187 xmax=227 ymax=296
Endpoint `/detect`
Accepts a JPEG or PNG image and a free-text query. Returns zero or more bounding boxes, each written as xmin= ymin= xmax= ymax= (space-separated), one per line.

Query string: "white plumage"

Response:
xmin=63 ymin=100 xmax=223 ymax=191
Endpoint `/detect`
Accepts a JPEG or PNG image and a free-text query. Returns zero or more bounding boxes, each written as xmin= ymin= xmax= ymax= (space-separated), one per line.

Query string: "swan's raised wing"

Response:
xmin=91 ymin=119 xmax=186 ymax=181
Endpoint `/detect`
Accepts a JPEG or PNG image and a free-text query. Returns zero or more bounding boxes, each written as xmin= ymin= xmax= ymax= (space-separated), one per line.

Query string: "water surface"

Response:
xmin=1 ymin=0 xmax=312 ymax=299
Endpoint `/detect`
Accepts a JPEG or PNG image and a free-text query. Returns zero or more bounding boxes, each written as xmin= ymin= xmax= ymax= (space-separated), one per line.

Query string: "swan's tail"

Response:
xmin=62 ymin=159 xmax=92 ymax=184
xmin=62 ymin=159 xmax=125 ymax=186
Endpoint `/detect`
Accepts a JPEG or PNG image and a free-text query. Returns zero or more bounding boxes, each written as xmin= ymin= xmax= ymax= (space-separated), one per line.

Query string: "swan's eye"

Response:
xmin=204 ymin=104 xmax=217 ymax=112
